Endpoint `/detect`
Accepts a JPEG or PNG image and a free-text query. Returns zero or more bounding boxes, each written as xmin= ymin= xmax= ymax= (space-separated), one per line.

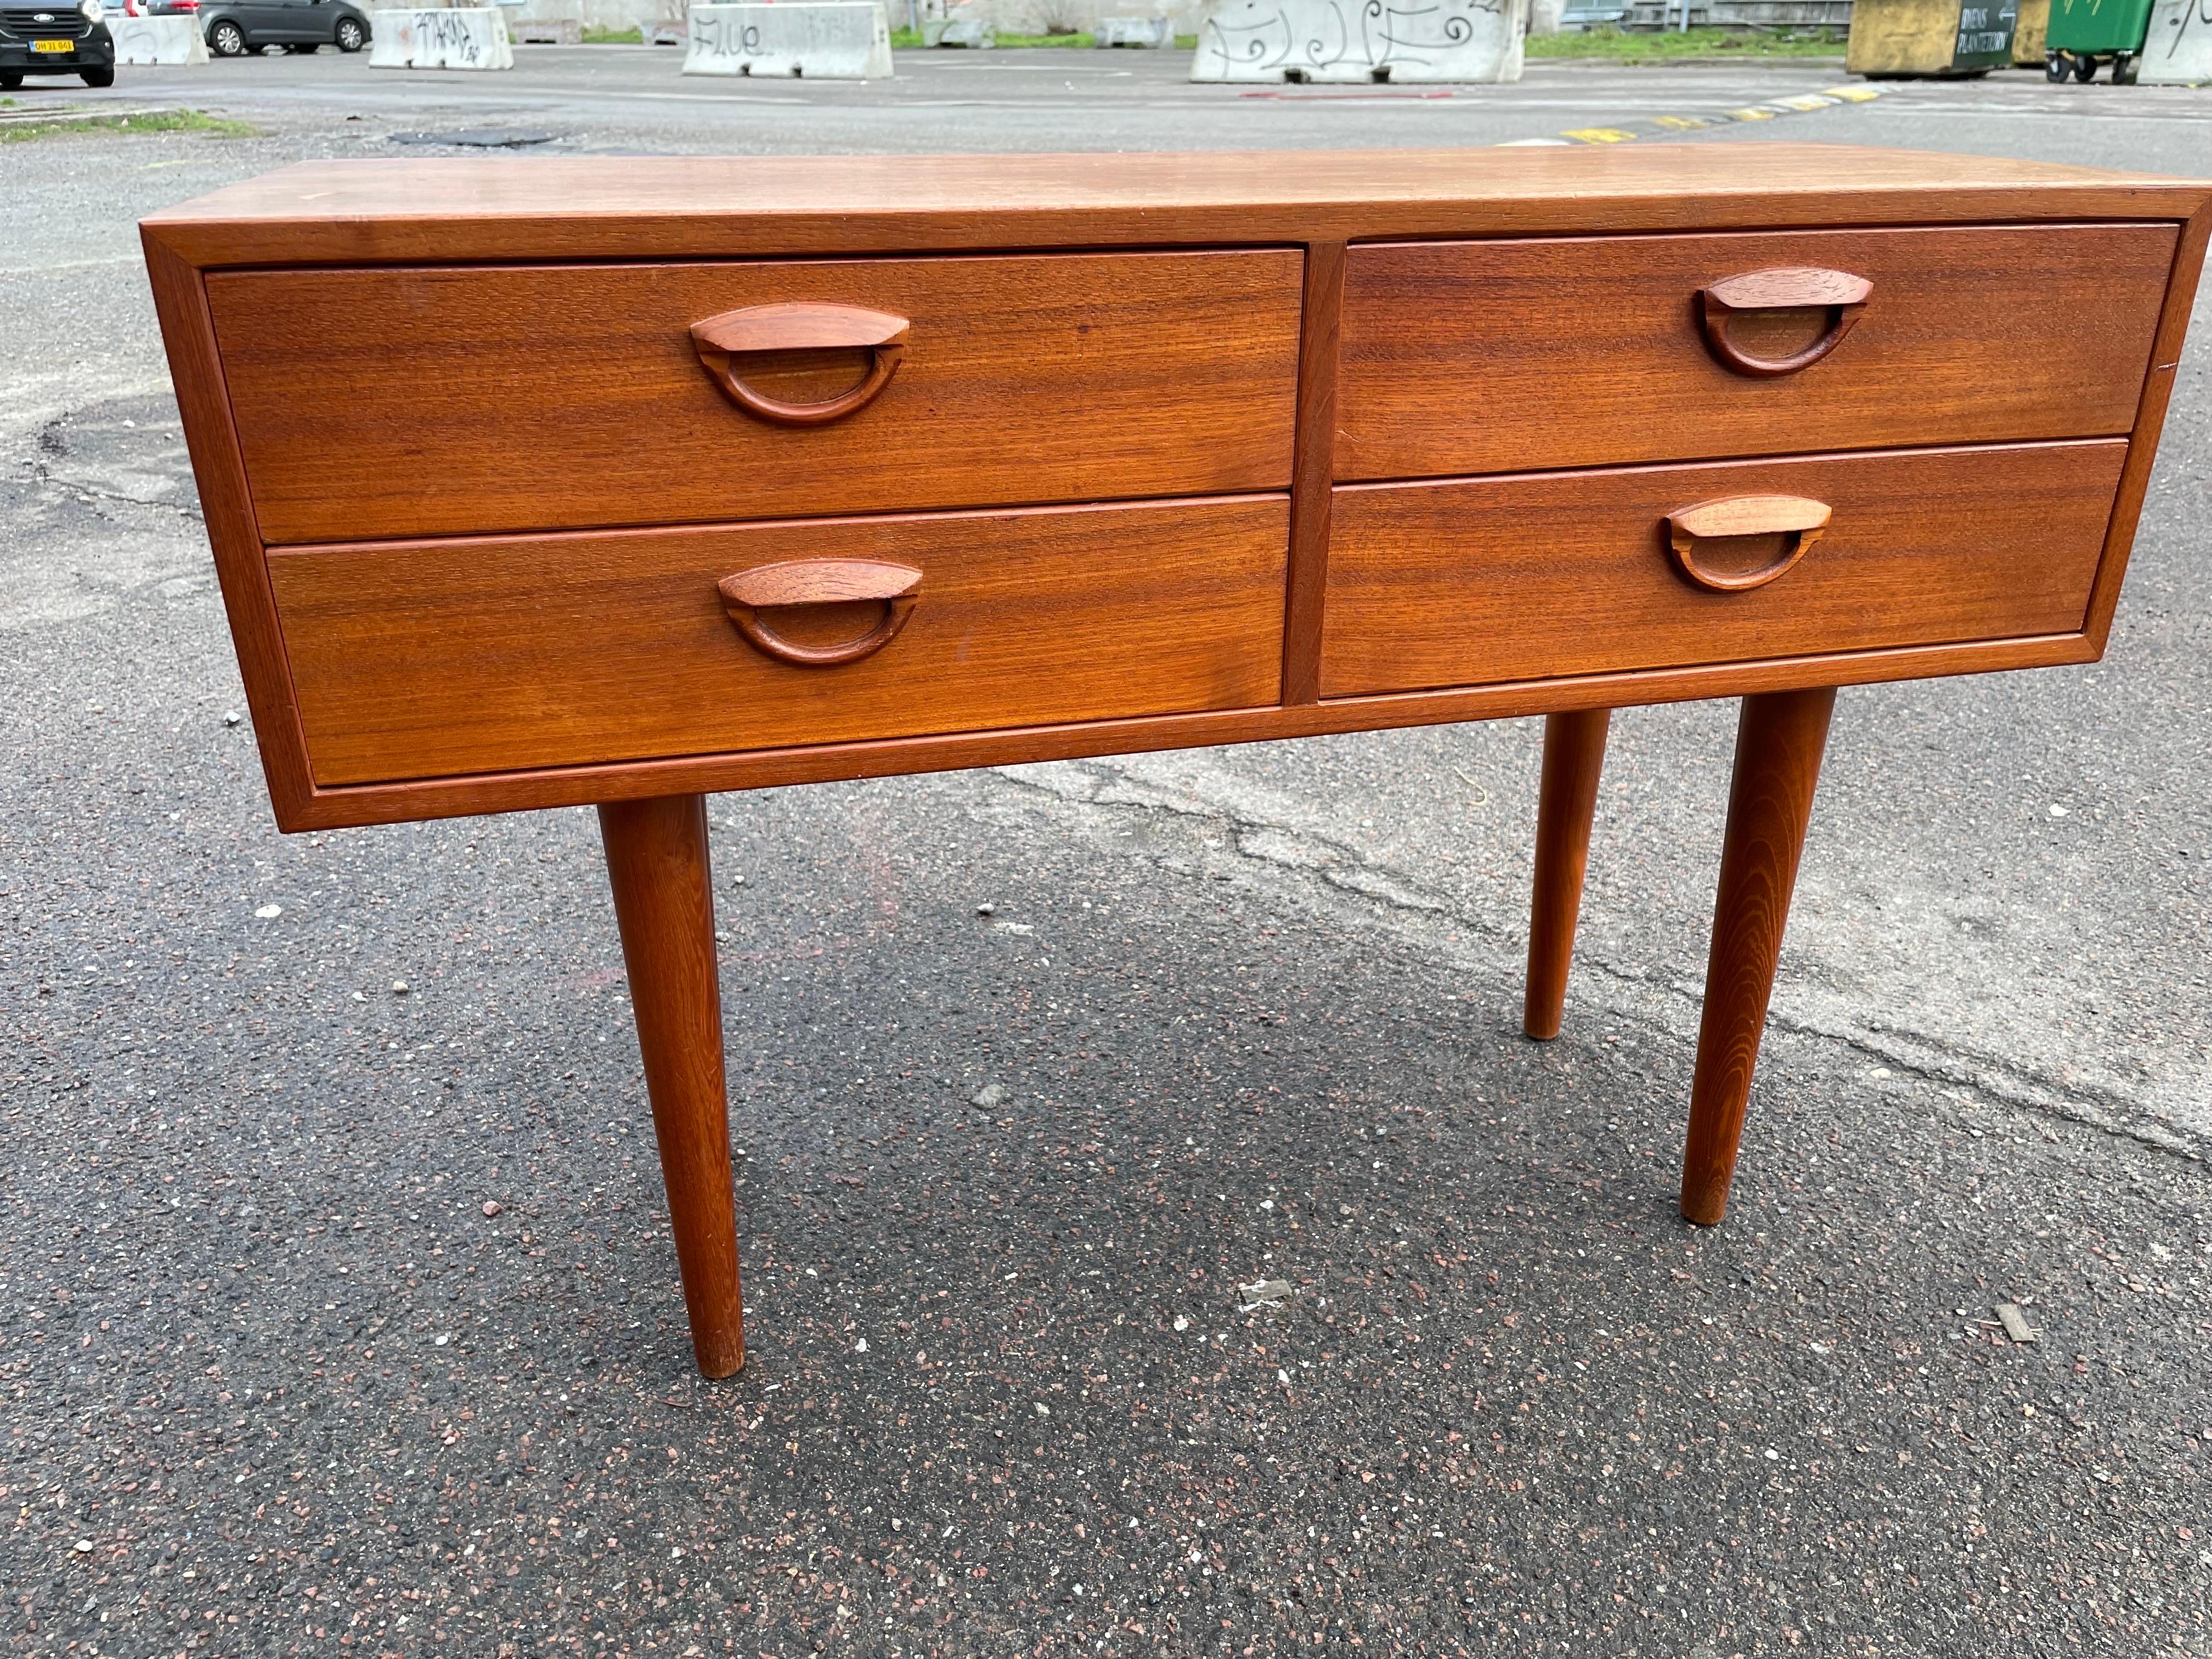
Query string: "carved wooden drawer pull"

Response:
xmin=1698 ymin=267 xmax=1872 ymax=377
xmin=717 ymin=558 xmax=922 ymax=667
xmin=1665 ymin=494 xmax=1832 ymax=592
xmin=691 ymin=302 xmax=910 ymax=426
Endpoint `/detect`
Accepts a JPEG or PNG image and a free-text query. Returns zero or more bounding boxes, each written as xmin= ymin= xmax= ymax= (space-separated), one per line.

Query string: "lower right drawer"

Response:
xmin=1319 ymin=441 xmax=2129 ymax=697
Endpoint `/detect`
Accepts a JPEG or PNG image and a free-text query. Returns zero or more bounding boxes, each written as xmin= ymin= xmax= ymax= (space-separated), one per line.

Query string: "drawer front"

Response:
xmin=1321 ymin=442 xmax=2126 ymax=697
xmin=270 ymin=496 xmax=1289 ymax=785
xmin=210 ymin=251 xmax=1305 ymax=545
xmin=1336 ymin=225 xmax=2174 ymax=481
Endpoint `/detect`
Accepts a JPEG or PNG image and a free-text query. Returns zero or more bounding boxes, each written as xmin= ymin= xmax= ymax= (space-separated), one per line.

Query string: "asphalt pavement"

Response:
xmin=3 ymin=46 xmax=2211 ymax=1658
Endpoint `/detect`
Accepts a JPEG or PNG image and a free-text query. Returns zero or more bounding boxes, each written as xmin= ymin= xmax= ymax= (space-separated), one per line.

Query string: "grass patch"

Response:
xmin=0 ymin=107 xmax=257 ymax=143
xmin=885 ymin=30 xmax=1212 ymax=48
xmin=1527 ymin=24 xmax=1844 ymax=59
xmin=580 ymin=24 xmax=642 ymax=42
xmin=891 ymin=27 xmax=1200 ymax=47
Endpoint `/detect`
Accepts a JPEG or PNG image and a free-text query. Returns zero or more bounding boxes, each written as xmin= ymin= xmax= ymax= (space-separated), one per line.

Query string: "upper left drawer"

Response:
xmin=205 ymin=250 xmax=1307 ymax=545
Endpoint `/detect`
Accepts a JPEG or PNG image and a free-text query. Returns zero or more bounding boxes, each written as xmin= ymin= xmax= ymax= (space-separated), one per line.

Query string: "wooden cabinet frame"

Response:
xmin=144 ymin=146 xmax=2212 ymax=1376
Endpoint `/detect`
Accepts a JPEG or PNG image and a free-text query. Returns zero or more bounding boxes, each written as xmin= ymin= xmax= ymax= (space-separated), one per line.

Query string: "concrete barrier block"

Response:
xmin=936 ymin=15 xmax=996 ymax=41
xmin=110 ymin=13 xmax=209 ymax=62
xmin=2138 ymin=0 xmax=2212 ymax=81
xmin=1191 ymin=0 xmax=1525 ymax=81
xmin=684 ymin=2 xmax=892 ymax=74
xmin=511 ymin=15 xmax=583 ymax=38
xmin=1095 ymin=14 xmax=1172 ymax=42
xmin=370 ymin=8 xmax=516 ymax=67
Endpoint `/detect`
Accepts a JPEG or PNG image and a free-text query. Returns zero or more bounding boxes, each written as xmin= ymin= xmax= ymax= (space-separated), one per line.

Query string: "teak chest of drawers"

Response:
xmin=144 ymin=146 xmax=2211 ymax=1378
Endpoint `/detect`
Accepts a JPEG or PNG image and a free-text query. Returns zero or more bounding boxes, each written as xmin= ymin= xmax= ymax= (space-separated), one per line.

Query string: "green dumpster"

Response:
xmin=2045 ymin=0 xmax=2153 ymax=81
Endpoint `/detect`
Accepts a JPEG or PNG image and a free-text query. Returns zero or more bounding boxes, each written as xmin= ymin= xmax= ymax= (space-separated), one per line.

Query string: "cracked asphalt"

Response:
xmin=5 ymin=52 xmax=2212 ymax=1659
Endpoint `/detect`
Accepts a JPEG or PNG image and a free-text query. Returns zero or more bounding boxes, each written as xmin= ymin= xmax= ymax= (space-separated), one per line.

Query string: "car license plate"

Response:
xmin=31 ymin=37 xmax=75 ymax=52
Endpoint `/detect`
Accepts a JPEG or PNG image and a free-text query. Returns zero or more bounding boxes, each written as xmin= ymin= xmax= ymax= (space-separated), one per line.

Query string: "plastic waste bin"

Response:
xmin=2044 ymin=0 xmax=2152 ymax=81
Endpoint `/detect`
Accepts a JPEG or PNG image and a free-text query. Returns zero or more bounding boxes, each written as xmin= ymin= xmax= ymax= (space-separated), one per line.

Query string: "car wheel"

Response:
xmin=334 ymin=15 xmax=364 ymax=49
xmin=80 ymin=65 xmax=115 ymax=85
xmin=208 ymin=18 xmax=246 ymax=54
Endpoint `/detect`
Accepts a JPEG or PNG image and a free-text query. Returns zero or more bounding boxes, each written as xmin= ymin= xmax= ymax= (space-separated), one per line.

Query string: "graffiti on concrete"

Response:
xmin=2141 ymin=0 xmax=2212 ymax=78
xmin=681 ymin=3 xmax=893 ymax=78
xmin=693 ymin=9 xmax=767 ymax=54
xmin=1191 ymin=0 xmax=1523 ymax=82
xmin=370 ymin=8 xmax=515 ymax=70
xmin=410 ymin=9 xmax=493 ymax=61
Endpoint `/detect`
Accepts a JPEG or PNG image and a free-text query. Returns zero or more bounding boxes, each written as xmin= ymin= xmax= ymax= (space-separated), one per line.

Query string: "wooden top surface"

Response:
xmin=141 ymin=144 xmax=2212 ymax=267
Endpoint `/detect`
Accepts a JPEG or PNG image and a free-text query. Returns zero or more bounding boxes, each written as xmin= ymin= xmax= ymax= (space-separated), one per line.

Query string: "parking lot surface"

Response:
xmin=4 ymin=47 xmax=2211 ymax=1657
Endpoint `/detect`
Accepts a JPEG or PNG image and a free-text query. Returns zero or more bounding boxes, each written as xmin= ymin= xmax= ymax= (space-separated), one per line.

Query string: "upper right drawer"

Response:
xmin=1336 ymin=224 xmax=2178 ymax=481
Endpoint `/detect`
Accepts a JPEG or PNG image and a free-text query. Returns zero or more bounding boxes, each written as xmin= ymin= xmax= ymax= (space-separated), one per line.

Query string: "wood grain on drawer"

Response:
xmin=1319 ymin=442 xmax=2127 ymax=697
xmin=209 ymin=251 xmax=1305 ymax=545
xmin=1336 ymin=225 xmax=2174 ymax=481
xmin=269 ymin=496 xmax=1289 ymax=785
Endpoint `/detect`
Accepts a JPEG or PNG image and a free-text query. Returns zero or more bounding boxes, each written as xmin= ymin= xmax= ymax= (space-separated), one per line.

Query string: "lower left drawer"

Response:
xmin=269 ymin=495 xmax=1289 ymax=786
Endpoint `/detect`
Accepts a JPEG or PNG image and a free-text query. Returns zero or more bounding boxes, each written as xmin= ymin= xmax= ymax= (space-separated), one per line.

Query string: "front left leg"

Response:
xmin=1680 ymin=687 xmax=1837 ymax=1227
xmin=599 ymin=794 xmax=746 ymax=1378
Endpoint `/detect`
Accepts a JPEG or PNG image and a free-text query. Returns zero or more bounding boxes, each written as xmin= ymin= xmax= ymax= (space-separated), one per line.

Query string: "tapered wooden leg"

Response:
xmin=1680 ymin=687 xmax=1837 ymax=1227
xmin=1524 ymin=708 xmax=1612 ymax=1041
xmin=597 ymin=794 xmax=745 ymax=1378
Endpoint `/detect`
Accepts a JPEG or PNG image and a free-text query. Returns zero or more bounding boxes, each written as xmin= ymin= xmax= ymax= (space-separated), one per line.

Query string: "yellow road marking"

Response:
xmin=1522 ymin=82 xmax=1883 ymax=150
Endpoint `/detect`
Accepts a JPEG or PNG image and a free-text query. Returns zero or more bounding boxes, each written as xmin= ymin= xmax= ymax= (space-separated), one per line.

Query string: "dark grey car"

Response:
xmin=200 ymin=0 xmax=368 ymax=54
